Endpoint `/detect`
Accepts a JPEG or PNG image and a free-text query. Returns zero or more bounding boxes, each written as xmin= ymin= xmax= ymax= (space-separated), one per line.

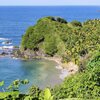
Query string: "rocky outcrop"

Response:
xmin=0 ymin=52 xmax=9 ymax=56
xmin=13 ymin=48 xmax=46 ymax=59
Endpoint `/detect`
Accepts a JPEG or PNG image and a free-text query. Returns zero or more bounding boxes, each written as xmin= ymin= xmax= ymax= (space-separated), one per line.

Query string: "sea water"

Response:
xmin=0 ymin=6 xmax=100 ymax=92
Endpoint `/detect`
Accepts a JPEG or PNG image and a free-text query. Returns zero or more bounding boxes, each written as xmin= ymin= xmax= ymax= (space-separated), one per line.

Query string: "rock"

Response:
xmin=2 ymin=40 xmax=12 ymax=45
xmin=0 ymin=52 xmax=8 ymax=56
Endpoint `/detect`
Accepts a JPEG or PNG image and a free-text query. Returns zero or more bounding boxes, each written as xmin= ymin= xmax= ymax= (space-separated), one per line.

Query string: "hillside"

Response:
xmin=0 ymin=17 xmax=100 ymax=99
xmin=21 ymin=16 xmax=100 ymax=68
xmin=0 ymin=51 xmax=100 ymax=99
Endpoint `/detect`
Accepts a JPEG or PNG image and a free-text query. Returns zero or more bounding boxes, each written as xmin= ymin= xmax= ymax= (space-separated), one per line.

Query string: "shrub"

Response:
xmin=71 ymin=20 xmax=82 ymax=27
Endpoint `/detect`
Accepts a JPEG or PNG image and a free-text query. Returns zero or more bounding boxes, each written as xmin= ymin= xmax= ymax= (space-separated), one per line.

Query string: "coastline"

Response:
xmin=0 ymin=49 xmax=79 ymax=80
xmin=43 ymin=56 xmax=79 ymax=80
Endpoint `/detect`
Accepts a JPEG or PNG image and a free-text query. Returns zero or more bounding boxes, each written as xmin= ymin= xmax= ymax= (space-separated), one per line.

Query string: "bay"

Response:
xmin=0 ymin=6 xmax=100 ymax=92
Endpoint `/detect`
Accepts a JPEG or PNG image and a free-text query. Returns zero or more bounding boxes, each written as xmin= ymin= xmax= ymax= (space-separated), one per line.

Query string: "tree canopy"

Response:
xmin=21 ymin=17 xmax=100 ymax=66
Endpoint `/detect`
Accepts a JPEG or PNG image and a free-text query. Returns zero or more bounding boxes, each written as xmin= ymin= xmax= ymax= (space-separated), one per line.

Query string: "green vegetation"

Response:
xmin=70 ymin=20 xmax=82 ymax=27
xmin=0 ymin=79 xmax=29 ymax=99
xmin=21 ymin=17 xmax=100 ymax=66
xmin=0 ymin=17 xmax=100 ymax=99
xmin=0 ymin=92 xmax=19 ymax=99
xmin=0 ymin=51 xmax=100 ymax=99
xmin=52 ymin=51 xmax=100 ymax=99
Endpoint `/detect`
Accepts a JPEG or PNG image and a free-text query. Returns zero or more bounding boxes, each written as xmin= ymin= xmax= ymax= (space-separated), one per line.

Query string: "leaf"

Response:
xmin=44 ymin=88 xmax=52 ymax=100
xmin=21 ymin=79 xmax=29 ymax=84
xmin=0 ymin=81 xmax=4 ymax=87
xmin=24 ymin=96 xmax=33 ymax=100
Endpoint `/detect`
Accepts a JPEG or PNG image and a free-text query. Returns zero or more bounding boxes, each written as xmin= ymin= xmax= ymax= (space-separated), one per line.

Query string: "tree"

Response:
xmin=44 ymin=35 xmax=58 ymax=56
xmin=71 ymin=20 xmax=82 ymax=27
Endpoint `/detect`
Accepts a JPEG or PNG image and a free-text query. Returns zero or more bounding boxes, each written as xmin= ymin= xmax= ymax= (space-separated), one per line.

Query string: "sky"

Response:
xmin=0 ymin=0 xmax=100 ymax=6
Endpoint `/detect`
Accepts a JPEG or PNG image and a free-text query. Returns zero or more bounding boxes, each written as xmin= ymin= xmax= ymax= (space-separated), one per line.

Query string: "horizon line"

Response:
xmin=0 ymin=5 xmax=100 ymax=6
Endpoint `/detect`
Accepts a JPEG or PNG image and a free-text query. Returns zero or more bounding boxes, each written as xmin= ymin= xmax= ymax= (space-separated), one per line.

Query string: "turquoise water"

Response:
xmin=0 ymin=57 xmax=61 ymax=92
xmin=0 ymin=6 xmax=100 ymax=91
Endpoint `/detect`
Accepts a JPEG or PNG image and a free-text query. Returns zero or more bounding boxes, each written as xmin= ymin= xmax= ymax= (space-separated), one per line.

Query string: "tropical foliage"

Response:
xmin=0 ymin=17 xmax=100 ymax=99
xmin=21 ymin=17 xmax=100 ymax=66
xmin=52 ymin=51 xmax=100 ymax=99
xmin=0 ymin=51 xmax=99 ymax=99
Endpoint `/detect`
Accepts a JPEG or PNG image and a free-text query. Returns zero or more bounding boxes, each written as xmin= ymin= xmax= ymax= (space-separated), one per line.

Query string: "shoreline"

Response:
xmin=43 ymin=56 xmax=79 ymax=80
xmin=0 ymin=54 xmax=79 ymax=80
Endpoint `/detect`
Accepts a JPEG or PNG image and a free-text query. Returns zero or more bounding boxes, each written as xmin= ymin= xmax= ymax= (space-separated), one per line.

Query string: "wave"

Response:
xmin=12 ymin=57 xmax=19 ymax=60
xmin=0 ymin=37 xmax=13 ymax=47
xmin=56 ymin=65 xmax=63 ymax=70
xmin=2 ymin=41 xmax=12 ymax=45
xmin=0 ymin=38 xmax=9 ymax=41
xmin=0 ymin=46 xmax=14 ymax=50
xmin=59 ymin=69 xmax=69 ymax=80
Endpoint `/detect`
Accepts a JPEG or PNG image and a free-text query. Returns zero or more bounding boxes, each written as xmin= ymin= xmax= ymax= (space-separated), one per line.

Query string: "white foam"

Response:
xmin=2 ymin=41 xmax=12 ymax=45
xmin=56 ymin=65 xmax=63 ymax=70
xmin=0 ymin=38 xmax=9 ymax=41
xmin=59 ymin=69 xmax=69 ymax=80
xmin=12 ymin=57 xmax=19 ymax=59
xmin=0 ymin=46 xmax=14 ymax=50
xmin=0 ymin=47 xmax=3 ymax=50
xmin=2 ymin=46 xmax=14 ymax=49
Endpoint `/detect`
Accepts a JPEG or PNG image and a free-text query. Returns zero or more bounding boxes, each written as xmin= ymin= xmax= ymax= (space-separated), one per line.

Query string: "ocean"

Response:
xmin=0 ymin=6 xmax=100 ymax=92
xmin=0 ymin=6 xmax=100 ymax=46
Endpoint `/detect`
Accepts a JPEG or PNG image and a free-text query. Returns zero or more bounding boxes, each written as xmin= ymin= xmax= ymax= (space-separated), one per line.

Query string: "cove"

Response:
xmin=0 ymin=57 xmax=62 ymax=92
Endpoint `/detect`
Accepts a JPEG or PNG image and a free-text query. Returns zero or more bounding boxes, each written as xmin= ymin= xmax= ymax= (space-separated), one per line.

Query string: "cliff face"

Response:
xmin=13 ymin=48 xmax=46 ymax=59
xmin=21 ymin=49 xmax=47 ymax=59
